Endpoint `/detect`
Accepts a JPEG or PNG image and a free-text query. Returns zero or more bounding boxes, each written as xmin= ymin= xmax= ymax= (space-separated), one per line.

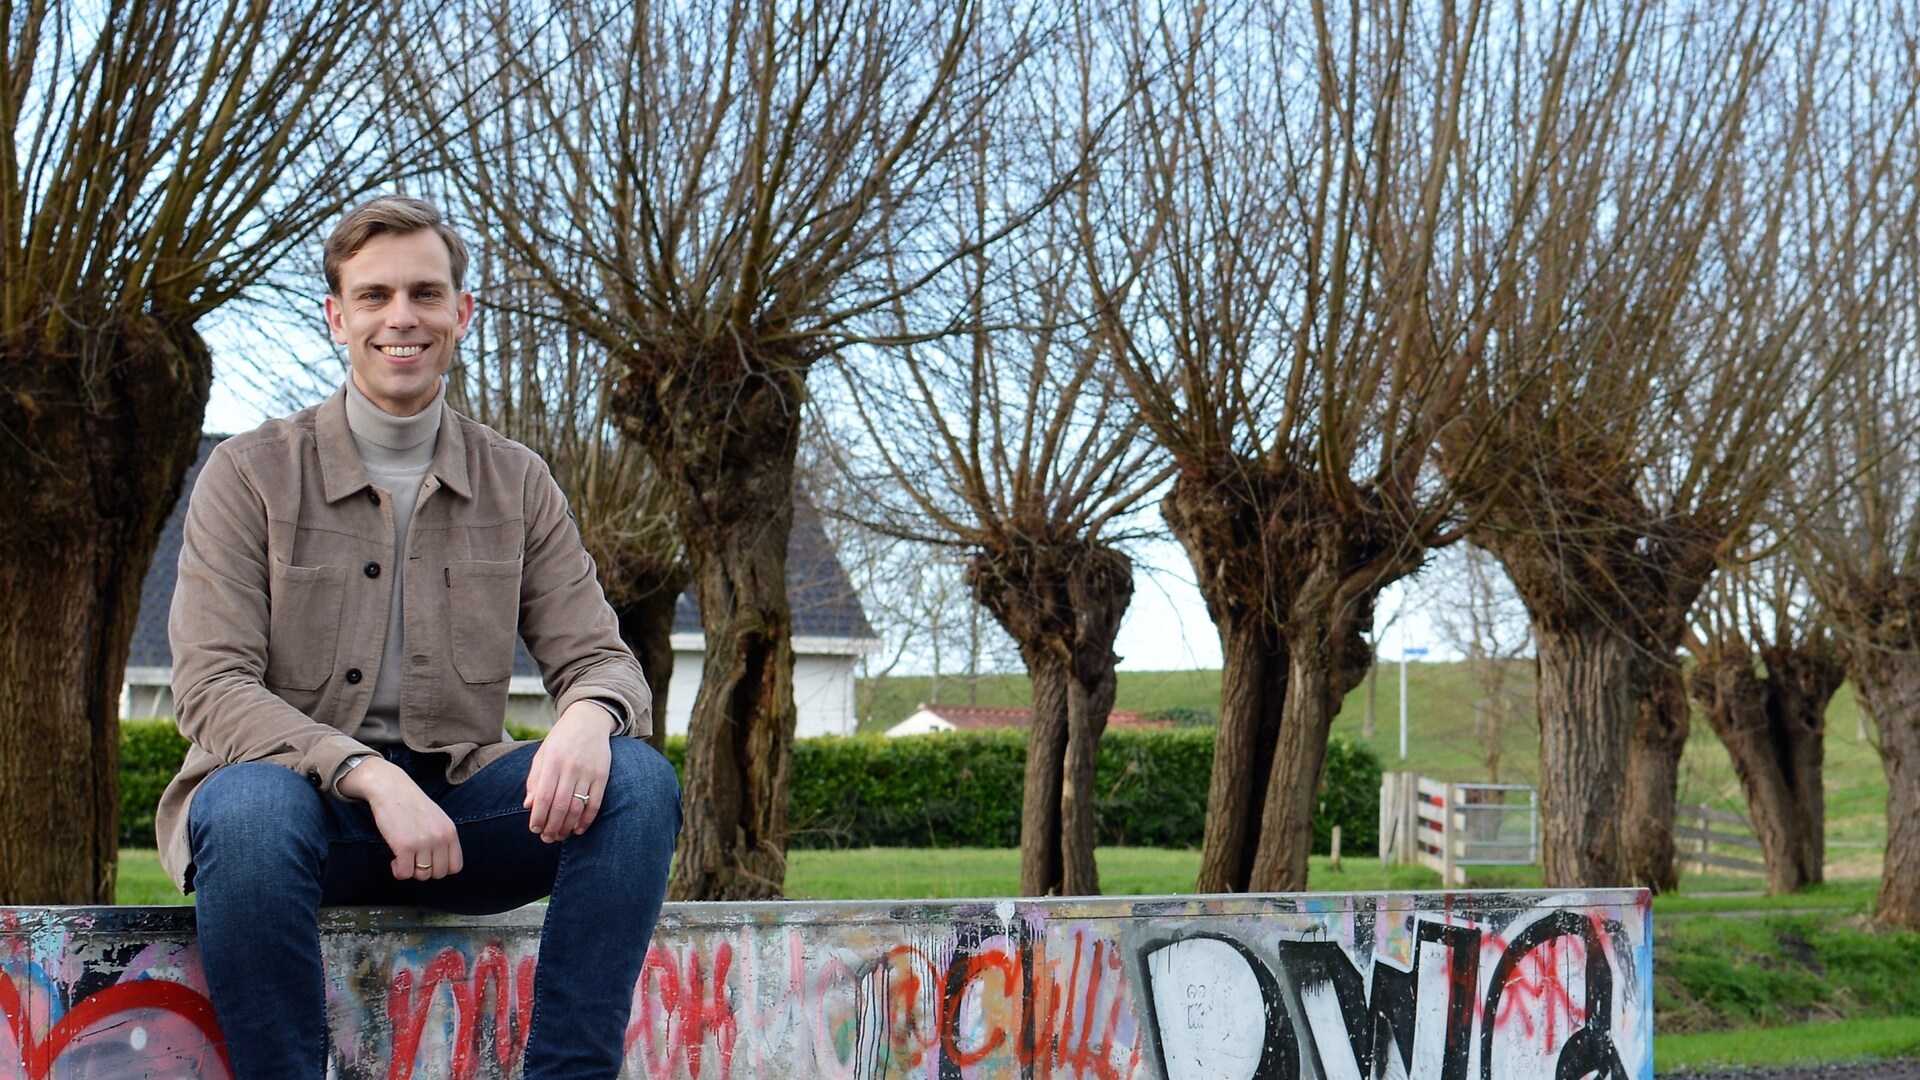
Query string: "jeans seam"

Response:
xmin=521 ymin=832 xmax=572 ymax=1061
xmin=447 ymin=805 xmax=533 ymax=828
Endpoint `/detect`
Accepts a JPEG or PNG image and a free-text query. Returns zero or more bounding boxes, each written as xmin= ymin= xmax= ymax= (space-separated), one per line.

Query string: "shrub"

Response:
xmin=1147 ymin=707 xmax=1217 ymax=728
xmin=120 ymin=719 xmax=191 ymax=847
xmin=117 ymin=721 xmax=1381 ymax=856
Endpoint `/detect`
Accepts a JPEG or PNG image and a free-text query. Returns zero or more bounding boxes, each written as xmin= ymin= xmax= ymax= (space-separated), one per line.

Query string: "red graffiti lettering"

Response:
xmin=630 ymin=942 xmax=740 ymax=1078
xmin=0 ymin=974 xmax=230 ymax=1080
xmin=942 ymin=947 xmax=1017 ymax=1066
xmin=1493 ymin=932 xmax=1585 ymax=1050
xmin=386 ymin=943 xmax=532 ymax=1080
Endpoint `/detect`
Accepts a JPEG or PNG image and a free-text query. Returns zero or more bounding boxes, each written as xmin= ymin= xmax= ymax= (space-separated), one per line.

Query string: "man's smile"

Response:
xmin=378 ymin=344 xmax=426 ymax=357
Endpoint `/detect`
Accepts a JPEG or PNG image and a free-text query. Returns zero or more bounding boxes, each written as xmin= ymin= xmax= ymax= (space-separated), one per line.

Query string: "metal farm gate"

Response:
xmin=1379 ymin=771 xmax=1539 ymax=885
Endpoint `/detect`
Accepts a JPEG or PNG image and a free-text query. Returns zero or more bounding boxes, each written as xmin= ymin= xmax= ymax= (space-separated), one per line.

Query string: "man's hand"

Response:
xmin=525 ymin=700 xmax=616 ymax=843
xmin=337 ymin=757 xmax=464 ymax=880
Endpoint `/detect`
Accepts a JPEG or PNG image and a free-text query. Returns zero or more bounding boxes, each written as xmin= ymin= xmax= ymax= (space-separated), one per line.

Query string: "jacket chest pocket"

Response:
xmin=446 ymin=559 xmax=522 ymax=683
xmin=267 ymin=560 xmax=346 ymax=690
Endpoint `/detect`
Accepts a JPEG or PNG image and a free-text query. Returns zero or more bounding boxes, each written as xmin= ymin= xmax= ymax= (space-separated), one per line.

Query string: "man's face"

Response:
xmin=324 ymin=229 xmax=474 ymax=417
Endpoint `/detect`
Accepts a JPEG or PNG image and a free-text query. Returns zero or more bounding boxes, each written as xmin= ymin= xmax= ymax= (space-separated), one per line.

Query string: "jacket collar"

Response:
xmin=316 ymin=385 xmax=473 ymax=503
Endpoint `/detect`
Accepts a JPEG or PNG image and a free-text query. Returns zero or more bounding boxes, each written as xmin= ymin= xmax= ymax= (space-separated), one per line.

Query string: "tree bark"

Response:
xmin=969 ymin=540 xmax=1131 ymax=897
xmin=1688 ymin=644 xmax=1839 ymax=894
xmin=1247 ymin=643 xmax=1342 ymax=891
xmin=1623 ymin=659 xmax=1690 ymax=892
xmin=614 ymin=342 xmax=807 ymax=901
xmin=1827 ymin=572 xmax=1920 ymax=929
xmin=1195 ymin=611 xmax=1288 ymax=892
xmin=1854 ymin=646 xmax=1920 ymax=929
xmin=0 ymin=321 xmax=210 ymax=903
xmin=1532 ymin=622 xmax=1637 ymax=886
xmin=613 ymin=580 xmax=687 ymax=755
xmin=1474 ymin=523 xmax=1715 ymax=890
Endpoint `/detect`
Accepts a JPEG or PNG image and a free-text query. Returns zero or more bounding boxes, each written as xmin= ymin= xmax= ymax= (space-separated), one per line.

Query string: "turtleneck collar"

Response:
xmin=345 ymin=377 xmax=443 ymax=466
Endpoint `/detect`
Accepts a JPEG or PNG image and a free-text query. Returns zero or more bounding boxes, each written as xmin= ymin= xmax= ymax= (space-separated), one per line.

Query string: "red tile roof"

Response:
xmin=912 ymin=704 xmax=1167 ymax=730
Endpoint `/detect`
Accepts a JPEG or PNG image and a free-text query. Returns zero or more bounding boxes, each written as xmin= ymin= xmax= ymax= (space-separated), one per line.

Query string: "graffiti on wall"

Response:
xmin=0 ymin=890 xmax=1651 ymax=1079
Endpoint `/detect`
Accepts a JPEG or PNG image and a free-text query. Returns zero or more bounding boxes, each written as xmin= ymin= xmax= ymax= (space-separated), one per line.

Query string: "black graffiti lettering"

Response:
xmin=1479 ymin=910 xmax=1627 ymax=1080
xmin=1138 ymin=933 xmax=1298 ymax=1080
xmin=1278 ymin=919 xmax=1480 ymax=1080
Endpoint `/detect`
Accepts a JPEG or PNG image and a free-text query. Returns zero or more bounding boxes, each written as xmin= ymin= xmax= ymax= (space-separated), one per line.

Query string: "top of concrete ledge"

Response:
xmin=3 ymin=887 xmax=1651 ymax=933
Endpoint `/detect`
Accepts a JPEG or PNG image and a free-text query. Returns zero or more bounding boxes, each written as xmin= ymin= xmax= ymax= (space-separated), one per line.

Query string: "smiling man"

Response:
xmin=157 ymin=195 xmax=681 ymax=1078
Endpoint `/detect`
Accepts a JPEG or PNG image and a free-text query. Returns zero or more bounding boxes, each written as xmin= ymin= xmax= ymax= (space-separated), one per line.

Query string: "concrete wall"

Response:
xmin=0 ymin=889 xmax=1651 ymax=1079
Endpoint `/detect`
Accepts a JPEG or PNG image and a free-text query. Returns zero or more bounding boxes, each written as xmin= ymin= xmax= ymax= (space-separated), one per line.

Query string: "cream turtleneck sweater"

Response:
xmin=343 ymin=378 xmax=443 ymax=746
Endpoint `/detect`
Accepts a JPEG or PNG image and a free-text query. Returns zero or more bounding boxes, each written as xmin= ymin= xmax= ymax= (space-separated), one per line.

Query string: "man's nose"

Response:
xmin=387 ymin=297 xmax=420 ymax=327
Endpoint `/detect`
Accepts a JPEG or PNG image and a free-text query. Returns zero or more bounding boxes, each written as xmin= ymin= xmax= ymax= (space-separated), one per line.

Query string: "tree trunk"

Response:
xmin=1533 ymin=621 xmax=1638 ymax=886
xmin=614 ymin=342 xmax=807 ymax=901
xmin=1846 ymin=643 xmax=1920 ymax=928
xmin=1623 ymin=658 xmax=1689 ymax=893
xmin=1165 ymin=468 xmax=1409 ymax=894
xmin=1021 ymin=657 xmax=1068 ymax=893
xmin=0 ymin=321 xmax=209 ymax=903
xmin=613 ymin=581 xmax=687 ymax=755
xmin=1248 ymin=651 xmax=1338 ymax=891
xmin=968 ymin=541 xmax=1131 ymax=897
xmin=1688 ymin=645 xmax=1839 ymax=894
xmin=1194 ymin=611 xmax=1287 ymax=892
xmin=1058 ymin=663 xmax=1116 ymax=894
xmin=1479 ymin=526 xmax=1713 ymax=891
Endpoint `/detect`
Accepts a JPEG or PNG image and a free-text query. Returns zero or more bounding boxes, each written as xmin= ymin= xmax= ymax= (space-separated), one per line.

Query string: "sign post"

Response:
xmin=1399 ymin=646 xmax=1428 ymax=760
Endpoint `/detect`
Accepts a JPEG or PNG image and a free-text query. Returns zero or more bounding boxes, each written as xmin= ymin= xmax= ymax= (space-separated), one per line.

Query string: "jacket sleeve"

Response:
xmin=516 ymin=457 xmax=653 ymax=736
xmin=169 ymin=444 xmax=370 ymax=789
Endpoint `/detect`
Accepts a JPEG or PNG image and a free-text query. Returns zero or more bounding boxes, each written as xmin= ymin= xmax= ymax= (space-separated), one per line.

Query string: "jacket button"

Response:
xmin=367 ymin=489 xmax=381 ymax=505
xmin=308 ymin=770 xmax=321 ymax=787
xmin=345 ymin=668 xmax=363 ymax=684
xmin=364 ymin=561 xmax=380 ymax=578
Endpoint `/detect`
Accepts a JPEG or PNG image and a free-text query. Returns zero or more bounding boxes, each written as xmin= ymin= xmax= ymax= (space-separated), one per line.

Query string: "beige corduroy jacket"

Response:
xmin=156 ymin=388 xmax=651 ymax=890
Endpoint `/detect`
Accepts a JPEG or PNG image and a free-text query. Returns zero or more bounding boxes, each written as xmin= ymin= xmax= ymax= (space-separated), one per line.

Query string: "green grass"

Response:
xmin=116 ymin=848 xmax=181 ymax=905
xmin=782 ymin=847 xmax=1451 ymax=900
xmin=1657 ymin=1017 xmax=1920 ymax=1072
xmin=1656 ymin=912 xmax=1920 ymax=1034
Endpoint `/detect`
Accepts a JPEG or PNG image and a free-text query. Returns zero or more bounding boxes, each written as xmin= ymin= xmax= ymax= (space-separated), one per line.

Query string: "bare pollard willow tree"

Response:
xmin=829 ymin=42 xmax=1169 ymax=893
xmin=1795 ymin=133 xmax=1920 ymax=927
xmin=447 ymin=243 xmax=686 ymax=751
xmin=1078 ymin=0 xmax=1535 ymax=893
xmin=1686 ymin=561 xmax=1846 ymax=895
xmin=423 ymin=0 xmax=1047 ymax=899
xmin=1442 ymin=0 xmax=1917 ymax=890
xmin=0 ymin=0 xmax=398 ymax=903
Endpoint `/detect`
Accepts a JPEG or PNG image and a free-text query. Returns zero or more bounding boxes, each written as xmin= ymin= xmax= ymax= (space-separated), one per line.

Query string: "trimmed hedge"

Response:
xmin=120 ymin=720 xmax=192 ymax=847
xmin=117 ymin=719 xmax=1381 ymax=855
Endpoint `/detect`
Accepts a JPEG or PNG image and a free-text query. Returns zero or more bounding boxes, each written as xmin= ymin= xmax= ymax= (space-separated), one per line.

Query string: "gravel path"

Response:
xmin=1663 ymin=1060 xmax=1920 ymax=1078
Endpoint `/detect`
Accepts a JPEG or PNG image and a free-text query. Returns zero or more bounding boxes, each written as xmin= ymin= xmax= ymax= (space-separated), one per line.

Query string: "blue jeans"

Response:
xmin=186 ymin=739 xmax=681 ymax=1079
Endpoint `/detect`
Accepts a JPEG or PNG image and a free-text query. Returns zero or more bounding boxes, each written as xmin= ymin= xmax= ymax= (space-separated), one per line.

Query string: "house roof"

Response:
xmin=132 ymin=435 xmax=876 ymax=675
xmin=898 ymin=703 xmax=1164 ymax=732
xmin=671 ymin=492 xmax=876 ymax=641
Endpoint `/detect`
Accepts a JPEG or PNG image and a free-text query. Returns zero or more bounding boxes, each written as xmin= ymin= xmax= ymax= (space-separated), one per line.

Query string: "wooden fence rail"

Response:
xmin=1675 ymin=802 xmax=1765 ymax=877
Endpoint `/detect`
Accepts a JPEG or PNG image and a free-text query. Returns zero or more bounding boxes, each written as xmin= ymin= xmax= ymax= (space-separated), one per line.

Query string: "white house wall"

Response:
xmin=660 ymin=642 xmax=861 ymax=739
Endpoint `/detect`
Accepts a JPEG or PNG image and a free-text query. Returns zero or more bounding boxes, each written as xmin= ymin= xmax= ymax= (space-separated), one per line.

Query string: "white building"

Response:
xmin=125 ymin=438 xmax=879 ymax=738
xmin=884 ymin=703 xmax=1154 ymax=736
